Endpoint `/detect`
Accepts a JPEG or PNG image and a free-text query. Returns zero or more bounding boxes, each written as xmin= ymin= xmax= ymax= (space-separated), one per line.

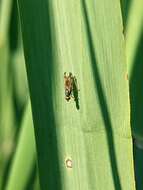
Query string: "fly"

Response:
xmin=64 ymin=72 xmax=74 ymax=101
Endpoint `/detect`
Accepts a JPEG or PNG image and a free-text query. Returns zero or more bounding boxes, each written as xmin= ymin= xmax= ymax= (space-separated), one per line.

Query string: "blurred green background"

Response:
xmin=0 ymin=0 xmax=143 ymax=189
xmin=0 ymin=0 xmax=39 ymax=189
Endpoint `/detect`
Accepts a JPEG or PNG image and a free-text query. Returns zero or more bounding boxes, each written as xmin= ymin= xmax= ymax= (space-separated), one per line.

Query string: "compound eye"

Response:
xmin=69 ymin=72 xmax=72 ymax=77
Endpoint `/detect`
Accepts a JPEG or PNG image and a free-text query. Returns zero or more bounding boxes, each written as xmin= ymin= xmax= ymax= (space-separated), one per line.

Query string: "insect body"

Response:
xmin=64 ymin=72 xmax=74 ymax=101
